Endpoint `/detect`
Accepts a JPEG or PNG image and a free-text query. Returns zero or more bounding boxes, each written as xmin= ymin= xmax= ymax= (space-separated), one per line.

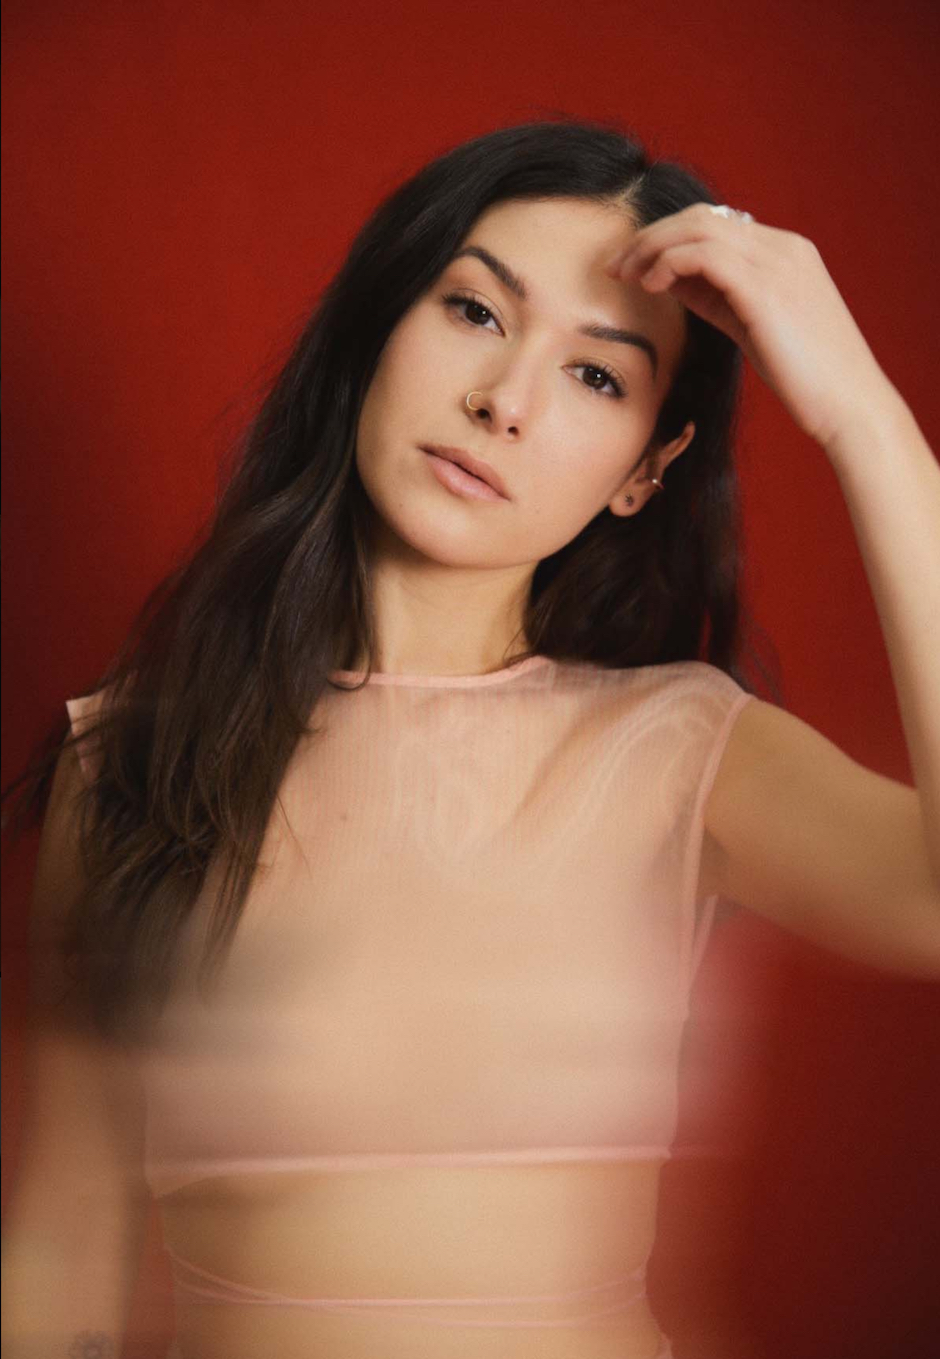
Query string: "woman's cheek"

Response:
xmin=525 ymin=477 xmax=606 ymax=554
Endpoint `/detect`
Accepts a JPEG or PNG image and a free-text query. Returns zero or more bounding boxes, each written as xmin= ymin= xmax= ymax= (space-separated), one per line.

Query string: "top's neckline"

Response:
xmin=328 ymin=653 xmax=553 ymax=688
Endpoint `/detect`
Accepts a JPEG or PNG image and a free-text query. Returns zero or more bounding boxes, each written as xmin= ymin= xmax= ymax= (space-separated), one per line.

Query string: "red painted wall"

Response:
xmin=3 ymin=2 xmax=938 ymax=1354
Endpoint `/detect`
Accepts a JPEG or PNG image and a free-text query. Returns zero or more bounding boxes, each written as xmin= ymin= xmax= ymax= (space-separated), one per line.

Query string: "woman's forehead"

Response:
xmin=465 ymin=196 xmax=640 ymax=256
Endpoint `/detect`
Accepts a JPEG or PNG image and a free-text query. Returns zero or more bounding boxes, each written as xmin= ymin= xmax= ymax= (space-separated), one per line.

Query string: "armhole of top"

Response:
xmin=681 ymin=688 xmax=759 ymax=991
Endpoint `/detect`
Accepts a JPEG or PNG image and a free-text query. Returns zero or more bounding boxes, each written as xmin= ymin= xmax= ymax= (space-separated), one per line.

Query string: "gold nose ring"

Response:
xmin=466 ymin=391 xmax=484 ymax=411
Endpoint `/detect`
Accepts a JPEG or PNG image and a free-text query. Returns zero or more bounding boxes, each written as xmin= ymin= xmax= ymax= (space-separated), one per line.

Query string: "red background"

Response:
xmin=3 ymin=2 xmax=939 ymax=1354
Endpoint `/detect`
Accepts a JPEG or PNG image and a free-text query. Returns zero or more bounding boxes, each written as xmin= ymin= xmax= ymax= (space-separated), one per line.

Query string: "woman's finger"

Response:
xmin=607 ymin=202 xmax=762 ymax=281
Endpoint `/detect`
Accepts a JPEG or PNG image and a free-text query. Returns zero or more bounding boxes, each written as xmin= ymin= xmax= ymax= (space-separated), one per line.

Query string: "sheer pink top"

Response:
xmin=65 ymin=655 xmax=755 ymax=1204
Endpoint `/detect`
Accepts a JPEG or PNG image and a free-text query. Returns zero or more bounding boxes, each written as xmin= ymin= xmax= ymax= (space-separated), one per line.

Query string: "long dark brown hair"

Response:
xmin=3 ymin=115 xmax=781 ymax=1041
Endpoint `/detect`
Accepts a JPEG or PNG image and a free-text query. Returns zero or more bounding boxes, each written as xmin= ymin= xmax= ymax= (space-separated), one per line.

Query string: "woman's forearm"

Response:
xmin=823 ymin=382 xmax=940 ymax=890
xmin=1 ymin=1186 xmax=146 ymax=1357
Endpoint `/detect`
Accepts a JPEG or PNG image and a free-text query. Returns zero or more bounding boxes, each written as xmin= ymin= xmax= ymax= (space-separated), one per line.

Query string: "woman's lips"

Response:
xmin=421 ymin=448 xmax=508 ymax=502
xmin=419 ymin=444 xmax=509 ymax=499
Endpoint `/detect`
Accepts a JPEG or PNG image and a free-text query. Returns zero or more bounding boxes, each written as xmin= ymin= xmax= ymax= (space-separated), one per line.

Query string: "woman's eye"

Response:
xmin=442 ymin=291 xmax=626 ymax=400
xmin=442 ymin=291 xmax=501 ymax=332
xmin=571 ymin=364 xmax=626 ymax=399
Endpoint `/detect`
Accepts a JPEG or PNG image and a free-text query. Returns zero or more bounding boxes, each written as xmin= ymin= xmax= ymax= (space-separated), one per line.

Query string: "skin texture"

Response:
xmin=352 ymin=196 xmax=695 ymax=676
xmin=68 ymin=1334 xmax=116 ymax=1358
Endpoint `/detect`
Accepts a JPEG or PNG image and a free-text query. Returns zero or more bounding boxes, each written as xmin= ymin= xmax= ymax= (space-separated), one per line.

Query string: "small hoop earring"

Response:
xmin=625 ymin=495 xmax=634 ymax=507
xmin=466 ymin=391 xmax=484 ymax=411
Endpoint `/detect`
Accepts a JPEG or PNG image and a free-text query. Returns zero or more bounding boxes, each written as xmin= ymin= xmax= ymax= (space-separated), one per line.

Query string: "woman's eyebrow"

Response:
xmin=450 ymin=244 xmax=659 ymax=378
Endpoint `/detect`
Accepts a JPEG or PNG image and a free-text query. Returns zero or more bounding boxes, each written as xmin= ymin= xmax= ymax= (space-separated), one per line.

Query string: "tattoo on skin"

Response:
xmin=68 ymin=1334 xmax=116 ymax=1359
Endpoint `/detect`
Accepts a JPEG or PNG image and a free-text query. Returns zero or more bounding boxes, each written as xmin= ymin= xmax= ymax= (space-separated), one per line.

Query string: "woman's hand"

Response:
xmin=606 ymin=203 xmax=898 ymax=452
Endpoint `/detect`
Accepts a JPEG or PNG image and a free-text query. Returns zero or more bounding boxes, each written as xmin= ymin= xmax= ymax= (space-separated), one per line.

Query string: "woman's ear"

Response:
xmin=609 ymin=422 xmax=696 ymax=517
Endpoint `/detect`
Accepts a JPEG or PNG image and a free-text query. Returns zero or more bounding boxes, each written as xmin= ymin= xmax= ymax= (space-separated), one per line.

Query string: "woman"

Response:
xmin=3 ymin=118 xmax=938 ymax=1359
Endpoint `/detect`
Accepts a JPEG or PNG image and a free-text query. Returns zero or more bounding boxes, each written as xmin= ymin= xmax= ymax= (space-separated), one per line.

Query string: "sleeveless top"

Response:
xmin=65 ymin=654 xmax=756 ymax=1203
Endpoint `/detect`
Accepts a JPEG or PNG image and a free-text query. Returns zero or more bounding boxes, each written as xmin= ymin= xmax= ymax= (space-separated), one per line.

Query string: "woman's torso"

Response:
xmin=159 ymin=1159 xmax=669 ymax=1358
xmin=67 ymin=655 xmax=751 ymax=1358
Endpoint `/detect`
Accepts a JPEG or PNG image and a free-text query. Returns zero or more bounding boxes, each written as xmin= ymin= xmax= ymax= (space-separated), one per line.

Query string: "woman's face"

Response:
xmin=355 ymin=196 xmax=695 ymax=572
